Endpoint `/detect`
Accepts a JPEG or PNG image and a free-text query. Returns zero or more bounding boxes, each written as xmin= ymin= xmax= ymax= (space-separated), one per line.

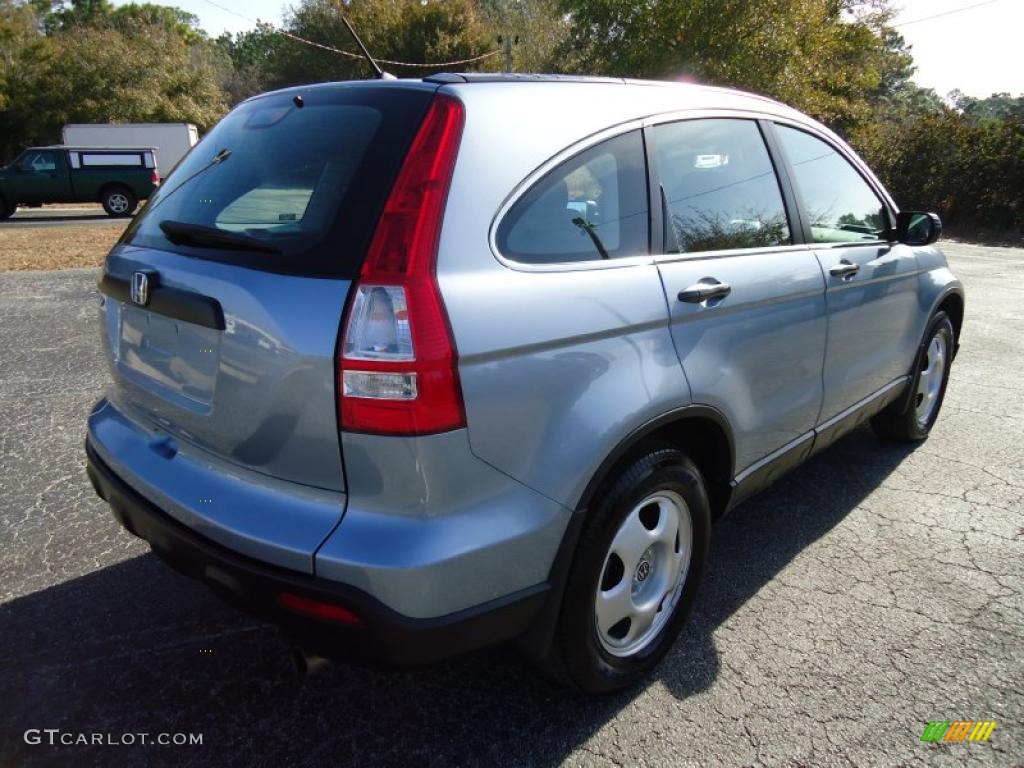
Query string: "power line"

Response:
xmin=200 ymin=0 xmax=501 ymax=68
xmin=894 ymin=0 xmax=1003 ymax=28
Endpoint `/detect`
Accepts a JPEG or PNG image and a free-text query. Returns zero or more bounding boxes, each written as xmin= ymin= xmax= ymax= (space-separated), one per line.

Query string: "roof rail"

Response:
xmin=424 ymin=73 xmax=627 ymax=85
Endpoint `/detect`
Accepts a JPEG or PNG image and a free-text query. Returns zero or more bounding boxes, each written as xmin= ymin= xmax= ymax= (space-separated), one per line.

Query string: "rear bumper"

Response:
xmin=86 ymin=438 xmax=548 ymax=665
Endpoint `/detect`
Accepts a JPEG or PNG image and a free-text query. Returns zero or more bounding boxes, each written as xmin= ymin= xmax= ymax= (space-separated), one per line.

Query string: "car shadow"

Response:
xmin=0 ymin=426 xmax=916 ymax=767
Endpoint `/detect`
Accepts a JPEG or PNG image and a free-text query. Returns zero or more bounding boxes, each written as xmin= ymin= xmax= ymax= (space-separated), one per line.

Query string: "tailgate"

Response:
xmin=97 ymin=83 xmax=438 ymax=493
xmin=100 ymin=245 xmax=350 ymax=491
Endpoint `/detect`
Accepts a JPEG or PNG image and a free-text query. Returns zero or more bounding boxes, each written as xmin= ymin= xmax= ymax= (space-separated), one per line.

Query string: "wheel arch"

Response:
xmin=577 ymin=405 xmax=736 ymax=519
xmin=892 ymin=287 xmax=964 ymax=416
xmin=521 ymin=405 xmax=735 ymax=665
xmin=935 ymin=289 xmax=964 ymax=350
xmin=97 ymin=182 xmax=131 ymax=202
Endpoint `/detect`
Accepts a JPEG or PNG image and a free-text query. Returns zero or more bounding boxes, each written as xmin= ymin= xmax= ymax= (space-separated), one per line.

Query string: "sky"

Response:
xmin=115 ymin=0 xmax=1023 ymax=98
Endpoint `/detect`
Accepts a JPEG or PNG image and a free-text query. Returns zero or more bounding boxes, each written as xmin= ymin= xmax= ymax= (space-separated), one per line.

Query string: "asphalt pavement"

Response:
xmin=0 ymin=243 xmax=1021 ymax=767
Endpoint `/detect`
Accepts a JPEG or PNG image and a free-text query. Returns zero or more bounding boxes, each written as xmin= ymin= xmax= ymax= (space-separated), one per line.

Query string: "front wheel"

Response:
xmin=101 ymin=187 xmax=137 ymax=217
xmin=551 ymin=448 xmax=711 ymax=693
xmin=871 ymin=311 xmax=955 ymax=442
xmin=0 ymin=196 xmax=14 ymax=220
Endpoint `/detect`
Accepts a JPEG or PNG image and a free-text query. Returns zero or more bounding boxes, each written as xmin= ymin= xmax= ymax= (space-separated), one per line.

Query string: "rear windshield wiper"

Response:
xmin=158 ymin=220 xmax=283 ymax=255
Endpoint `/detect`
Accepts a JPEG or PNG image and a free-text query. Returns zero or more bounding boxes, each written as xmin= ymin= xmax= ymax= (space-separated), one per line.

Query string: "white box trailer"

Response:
xmin=61 ymin=123 xmax=198 ymax=178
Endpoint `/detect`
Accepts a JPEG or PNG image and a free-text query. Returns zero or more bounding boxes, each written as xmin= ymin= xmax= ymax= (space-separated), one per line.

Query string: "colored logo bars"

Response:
xmin=920 ymin=721 xmax=997 ymax=743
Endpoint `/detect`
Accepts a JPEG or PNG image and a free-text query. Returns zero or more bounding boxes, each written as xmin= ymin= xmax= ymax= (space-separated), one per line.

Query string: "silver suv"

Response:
xmin=86 ymin=74 xmax=964 ymax=692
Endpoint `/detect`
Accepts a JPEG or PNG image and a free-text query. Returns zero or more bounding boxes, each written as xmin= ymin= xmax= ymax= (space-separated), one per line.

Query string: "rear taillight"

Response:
xmin=338 ymin=94 xmax=466 ymax=436
xmin=151 ymin=169 xmax=160 ymax=186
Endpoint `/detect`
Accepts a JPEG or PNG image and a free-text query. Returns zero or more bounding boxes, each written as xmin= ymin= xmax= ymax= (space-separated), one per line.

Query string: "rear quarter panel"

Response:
xmin=442 ymin=264 xmax=689 ymax=509
xmin=436 ymin=84 xmax=701 ymax=509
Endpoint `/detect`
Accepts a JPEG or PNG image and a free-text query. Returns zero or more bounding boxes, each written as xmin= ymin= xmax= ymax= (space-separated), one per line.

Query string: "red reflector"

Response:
xmin=278 ymin=592 xmax=363 ymax=625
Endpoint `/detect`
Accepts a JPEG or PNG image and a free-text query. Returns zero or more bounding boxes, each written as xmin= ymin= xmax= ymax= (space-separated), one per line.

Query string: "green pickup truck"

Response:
xmin=0 ymin=145 xmax=159 ymax=219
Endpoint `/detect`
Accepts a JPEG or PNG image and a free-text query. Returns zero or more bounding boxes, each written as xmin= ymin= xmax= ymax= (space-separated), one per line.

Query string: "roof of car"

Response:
xmin=251 ymin=73 xmax=818 ymax=137
xmin=423 ymin=73 xmax=629 ymax=85
xmin=424 ymin=71 xmax=790 ymax=104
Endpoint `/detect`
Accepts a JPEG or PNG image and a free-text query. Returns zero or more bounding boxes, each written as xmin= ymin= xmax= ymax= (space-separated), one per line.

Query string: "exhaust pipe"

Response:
xmin=290 ymin=647 xmax=331 ymax=678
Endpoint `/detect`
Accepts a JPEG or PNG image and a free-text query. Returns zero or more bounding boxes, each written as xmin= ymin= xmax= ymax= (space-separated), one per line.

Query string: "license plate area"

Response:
xmin=118 ymin=305 xmax=220 ymax=407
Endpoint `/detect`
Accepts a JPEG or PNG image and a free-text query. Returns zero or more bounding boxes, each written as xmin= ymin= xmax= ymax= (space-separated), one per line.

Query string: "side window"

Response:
xmin=497 ymin=130 xmax=648 ymax=264
xmin=652 ymin=119 xmax=790 ymax=253
xmin=20 ymin=151 xmax=56 ymax=172
xmin=775 ymin=125 xmax=889 ymax=243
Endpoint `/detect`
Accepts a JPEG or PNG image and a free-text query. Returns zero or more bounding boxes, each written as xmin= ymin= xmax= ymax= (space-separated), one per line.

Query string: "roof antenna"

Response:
xmin=341 ymin=15 xmax=396 ymax=80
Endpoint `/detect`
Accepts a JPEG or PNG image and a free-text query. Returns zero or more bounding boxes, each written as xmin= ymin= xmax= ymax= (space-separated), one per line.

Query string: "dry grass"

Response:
xmin=0 ymin=225 xmax=125 ymax=271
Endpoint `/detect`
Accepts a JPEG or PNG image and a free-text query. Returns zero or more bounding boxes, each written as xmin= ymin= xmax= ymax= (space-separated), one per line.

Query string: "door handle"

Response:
xmin=678 ymin=278 xmax=732 ymax=304
xmin=829 ymin=259 xmax=860 ymax=279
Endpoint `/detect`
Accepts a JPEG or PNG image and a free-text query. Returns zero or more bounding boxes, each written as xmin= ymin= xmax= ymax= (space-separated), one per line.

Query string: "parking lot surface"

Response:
xmin=0 ymin=243 xmax=1021 ymax=767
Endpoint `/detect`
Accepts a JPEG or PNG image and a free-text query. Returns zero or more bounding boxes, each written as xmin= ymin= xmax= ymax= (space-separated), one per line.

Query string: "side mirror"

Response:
xmin=895 ymin=211 xmax=942 ymax=246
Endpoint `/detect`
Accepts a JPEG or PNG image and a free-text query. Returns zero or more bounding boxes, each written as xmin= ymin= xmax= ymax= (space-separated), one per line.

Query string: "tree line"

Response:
xmin=1 ymin=0 xmax=1020 ymax=239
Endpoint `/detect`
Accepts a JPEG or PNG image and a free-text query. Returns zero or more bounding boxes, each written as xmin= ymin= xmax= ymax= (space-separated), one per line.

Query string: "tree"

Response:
xmin=1 ymin=1 xmax=226 ymax=160
xmin=481 ymin=0 xmax=568 ymax=72
xmin=214 ymin=25 xmax=286 ymax=105
xmin=225 ymin=0 xmax=499 ymax=95
xmin=553 ymin=0 xmax=911 ymax=128
xmin=37 ymin=22 xmax=226 ymax=125
xmin=951 ymin=91 xmax=1024 ymax=123
xmin=1 ymin=0 xmax=51 ymax=158
xmin=850 ymin=104 xmax=1023 ymax=239
xmin=39 ymin=0 xmax=203 ymax=39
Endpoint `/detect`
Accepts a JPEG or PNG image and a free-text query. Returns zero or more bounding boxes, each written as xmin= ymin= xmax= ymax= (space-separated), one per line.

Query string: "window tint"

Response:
xmin=497 ymin=130 xmax=648 ymax=264
xmin=775 ymin=125 xmax=889 ymax=243
xmin=123 ymin=87 xmax=434 ymax=278
xmin=653 ymin=119 xmax=790 ymax=253
xmin=21 ymin=151 xmax=56 ymax=172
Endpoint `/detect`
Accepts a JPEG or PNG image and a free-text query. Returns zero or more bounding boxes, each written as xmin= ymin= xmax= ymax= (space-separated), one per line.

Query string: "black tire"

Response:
xmin=100 ymin=186 xmax=137 ymax=217
xmin=871 ymin=311 xmax=955 ymax=442
xmin=0 ymin=196 xmax=14 ymax=220
xmin=551 ymin=448 xmax=711 ymax=693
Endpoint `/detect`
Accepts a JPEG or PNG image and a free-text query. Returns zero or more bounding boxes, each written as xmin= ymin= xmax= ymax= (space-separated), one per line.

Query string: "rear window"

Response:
xmin=71 ymin=151 xmax=154 ymax=169
xmin=81 ymin=153 xmax=144 ymax=166
xmin=122 ymin=86 xmax=435 ymax=278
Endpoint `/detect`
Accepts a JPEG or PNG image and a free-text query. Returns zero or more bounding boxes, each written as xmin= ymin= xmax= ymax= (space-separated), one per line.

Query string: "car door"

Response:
xmin=772 ymin=124 xmax=921 ymax=424
xmin=11 ymin=150 xmax=64 ymax=203
xmin=650 ymin=117 xmax=828 ymax=486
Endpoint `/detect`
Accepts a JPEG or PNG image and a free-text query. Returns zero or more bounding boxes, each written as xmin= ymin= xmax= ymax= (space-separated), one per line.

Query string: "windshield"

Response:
xmin=122 ymin=85 xmax=435 ymax=278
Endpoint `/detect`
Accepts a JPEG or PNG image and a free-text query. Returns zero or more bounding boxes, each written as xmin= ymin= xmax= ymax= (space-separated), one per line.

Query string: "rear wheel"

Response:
xmin=871 ymin=311 xmax=954 ymax=442
xmin=101 ymin=186 xmax=137 ymax=217
xmin=551 ymin=448 xmax=710 ymax=693
xmin=0 ymin=196 xmax=14 ymax=220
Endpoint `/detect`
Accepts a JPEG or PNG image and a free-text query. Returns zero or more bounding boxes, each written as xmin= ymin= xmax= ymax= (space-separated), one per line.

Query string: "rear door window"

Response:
xmin=123 ymin=87 xmax=435 ymax=278
xmin=651 ymin=119 xmax=791 ymax=253
xmin=496 ymin=130 xmax=649 ymax=264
